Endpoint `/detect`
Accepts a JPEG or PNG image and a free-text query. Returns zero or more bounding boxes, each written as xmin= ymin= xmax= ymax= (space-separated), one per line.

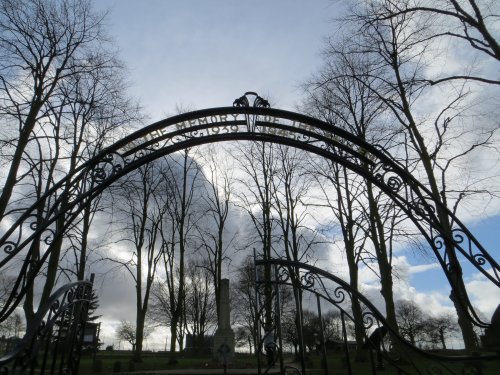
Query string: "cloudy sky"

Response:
xmin=88 ymin=0 xmax=500 ymax=349
xmin=94 ymin=0 xmax=341 ymax=117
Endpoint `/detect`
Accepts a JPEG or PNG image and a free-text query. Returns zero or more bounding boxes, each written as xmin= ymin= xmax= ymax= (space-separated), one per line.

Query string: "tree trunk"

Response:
xmin=134 ymin=311 xmax=145 ymax=362
xmin=169 ymin=318 xmax=178 ymax=364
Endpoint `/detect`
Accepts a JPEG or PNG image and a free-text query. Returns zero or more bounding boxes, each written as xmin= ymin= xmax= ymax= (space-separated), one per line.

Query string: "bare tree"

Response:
xmin=362 ymin=0 xmax=500 ymax=85
xmin=36 ymin=53 xmax=137 ymax=315
xmin=0 ymin=0 xmax=108 ymax=219
xmin=323 ymin=0 xmax=499 ymax=350
xmin=306 ymin=155 xmax=371 ymax=360
xmin=116 ymin=320 xmax=152 ymax=351
xmin=269 ymin=145 xmax=320 ymax=363
xmin=232 ymin=256 xmax=259 ymax=356
xmin=423 ymin=313 xmax=460 ymax=349
xmin=109 ymin=159 xmax=169 ymax=362
xmin=395 ymin=300 xmax=427 ymax=346
xmin=158 ymin=150 xmax=205 ymax=364
xmin=183 ymin=258 xmax=217 ymax=353
xmin=235 ymin=141 xmax=277 ymax=354
xmin=303 ymin=48 xmax=408 ymax=358
xmin=0 ymin=275 xmax=22 ymax=338
xmin=0 ymin=311 xmax=24 ymax=338
xmin=0 ymin=0 xmax=138 ymax=325
xmin=195 ymin=145 xmax=238 ymax=321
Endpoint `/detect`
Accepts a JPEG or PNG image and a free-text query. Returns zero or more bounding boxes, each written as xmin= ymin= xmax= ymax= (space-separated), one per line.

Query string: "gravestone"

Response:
xmin=213 ymin=279 xmax=235 ymax=364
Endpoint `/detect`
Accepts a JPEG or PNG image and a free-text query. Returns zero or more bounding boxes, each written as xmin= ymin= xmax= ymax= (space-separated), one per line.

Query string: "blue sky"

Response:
xmin=90 ymin=0 xmax=500 ymax=348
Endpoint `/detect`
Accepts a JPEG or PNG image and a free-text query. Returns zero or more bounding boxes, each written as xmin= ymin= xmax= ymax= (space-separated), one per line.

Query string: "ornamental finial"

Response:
xmin=233 ymin=92 xmax=270 ymax=108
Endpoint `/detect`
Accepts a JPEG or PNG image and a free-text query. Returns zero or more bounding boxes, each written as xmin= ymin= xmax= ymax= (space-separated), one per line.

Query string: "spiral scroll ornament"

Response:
xmin=372 ymin=162 xmax=403 ymax=193
xmin=88 ymin=152 xmax=126 ymax=185
xmin=1 ymin=241 xmax=17 ymax=255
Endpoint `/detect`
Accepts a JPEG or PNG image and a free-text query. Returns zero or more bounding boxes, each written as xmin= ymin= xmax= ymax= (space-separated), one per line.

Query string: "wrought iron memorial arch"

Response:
xmin=0 ymin=91 xmax=498 ymax=333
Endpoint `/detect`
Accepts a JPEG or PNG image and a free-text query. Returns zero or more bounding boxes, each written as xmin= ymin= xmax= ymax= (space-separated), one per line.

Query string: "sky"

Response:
xmin=87 ymin=0 xmax=500 ymax=349
xmin=94 ymin=0 xmax=341 ymax=118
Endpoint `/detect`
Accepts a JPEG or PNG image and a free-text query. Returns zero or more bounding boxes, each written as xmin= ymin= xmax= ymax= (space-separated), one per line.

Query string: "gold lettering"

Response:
xmin=298 ymin=123 xmax=309 ymax=132
xmin=149 ymin=129 xmax=167 ymax=140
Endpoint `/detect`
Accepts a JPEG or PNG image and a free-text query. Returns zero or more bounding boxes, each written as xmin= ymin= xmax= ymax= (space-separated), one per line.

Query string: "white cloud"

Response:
xmin=465 ymin=271 xmax=500 ymax=320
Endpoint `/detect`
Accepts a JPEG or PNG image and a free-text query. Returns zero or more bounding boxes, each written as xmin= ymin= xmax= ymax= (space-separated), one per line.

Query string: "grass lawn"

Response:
xmin=78 ymin=350 xmax=500 ymax=375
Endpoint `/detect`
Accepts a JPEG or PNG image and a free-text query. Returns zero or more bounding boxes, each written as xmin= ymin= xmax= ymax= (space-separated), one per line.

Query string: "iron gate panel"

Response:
xmin=254 ymin=258 xmax=500 ymax=375
xmin=0 ymin=280 xmax=93 ymax=375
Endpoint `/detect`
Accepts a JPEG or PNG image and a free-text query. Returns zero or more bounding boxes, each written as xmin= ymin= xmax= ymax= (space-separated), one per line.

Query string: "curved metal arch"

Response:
xmin=0 ymin=94 xmax=498 ymax=322
xmin=254 ymin=258 xmax=500 ymax=373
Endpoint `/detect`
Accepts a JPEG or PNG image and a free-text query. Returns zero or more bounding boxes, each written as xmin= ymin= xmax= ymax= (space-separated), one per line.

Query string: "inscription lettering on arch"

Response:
xmin=141 ymin=114 xmax=327 ymax=141
xmin=121 ymin=112 xmax=356 ymax=160
xmin=120 ymin=97 xmax=371 ymax=164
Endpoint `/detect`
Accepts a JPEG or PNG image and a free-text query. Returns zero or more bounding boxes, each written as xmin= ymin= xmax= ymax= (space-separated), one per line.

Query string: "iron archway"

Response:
xmin=0 ymin=92 xmax=498 ymax=327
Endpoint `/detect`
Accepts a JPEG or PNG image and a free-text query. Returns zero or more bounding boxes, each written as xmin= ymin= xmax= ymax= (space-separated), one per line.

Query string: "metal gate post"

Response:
xmin=274 ymin=265 xmax=285 ymax=374
xmin=341 ymin=311 xmax=352 ymax=375
xmin=316 ymin=295 xmax=329 ymax=375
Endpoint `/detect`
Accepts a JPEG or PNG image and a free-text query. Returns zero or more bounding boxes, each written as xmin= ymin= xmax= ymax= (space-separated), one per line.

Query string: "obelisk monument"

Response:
xmin=213 ymin=278 xmax=235 ymax=363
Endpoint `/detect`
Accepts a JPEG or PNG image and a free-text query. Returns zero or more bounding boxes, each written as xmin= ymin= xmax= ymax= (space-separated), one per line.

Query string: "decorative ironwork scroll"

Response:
xmin=0 ymin=279 xmax=93 ymax=375
xmin=255 ymin=258 xmax=500 ymax=375
xmin=0 ymin=92 xmax=498 ymax=335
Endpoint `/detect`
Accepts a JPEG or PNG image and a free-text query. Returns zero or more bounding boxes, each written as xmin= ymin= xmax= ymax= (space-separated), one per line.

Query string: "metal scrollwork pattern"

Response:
xmin=233 ymin=92 xmax=270 ymax=132
xmin=0 ymin=280 xmax=94 ymax=375
xmin=432 ymin=227 xmax=500 ymax=287
xmin=372 ymin=162 xmax=403 ymax=193
xmin=1 ymin=241 xmax=17 ymax=255
xmin=87 ymin=152 xmax=126 ymax=185
xmin=0 ymin=98 xmax=498 ymax=342
xmin=233 ymin=91 xmax=270 ymax=109
xmin=255 ymin=258 xmax=499 ymax=375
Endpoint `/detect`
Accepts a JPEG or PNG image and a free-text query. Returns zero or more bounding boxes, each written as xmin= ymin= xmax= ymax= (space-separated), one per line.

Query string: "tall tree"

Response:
xmin=110 ymin=160 xmax=169 ymax=362
xmin=235 ymin=141 xmax=277 ymax=357
xmin=0 ymin=0 xmax=137 ymax=324
xmin=195 ymin=145 xmax=237 ymax=321
xmin=159 ymin=150 xmax=204 ymax=364
xmin=0 ymin=0 xmax=107 ymax=219
xmin=329 ymin=0 xmax=499 ymax=350
xmin=232 ymin=256 xmax=260 ymax=356
xmin=269 ymin=145 xmax=319 ymax=363
xmin=303 ymin=48 xmax=407 ymax=357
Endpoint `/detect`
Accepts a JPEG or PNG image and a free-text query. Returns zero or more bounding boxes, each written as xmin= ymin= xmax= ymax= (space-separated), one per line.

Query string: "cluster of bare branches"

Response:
xmin=302 ymin=0 xmax=499 ymax=351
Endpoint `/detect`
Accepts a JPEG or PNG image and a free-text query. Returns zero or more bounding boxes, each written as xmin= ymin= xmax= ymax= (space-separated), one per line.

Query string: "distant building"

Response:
xmin=184 ymin=334 xmax=214 ymax=354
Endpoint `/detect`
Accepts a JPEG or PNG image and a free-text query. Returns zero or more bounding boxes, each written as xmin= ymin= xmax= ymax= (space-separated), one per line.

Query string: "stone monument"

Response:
xmin=213 ymin=278 xmax=235 ymax=364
